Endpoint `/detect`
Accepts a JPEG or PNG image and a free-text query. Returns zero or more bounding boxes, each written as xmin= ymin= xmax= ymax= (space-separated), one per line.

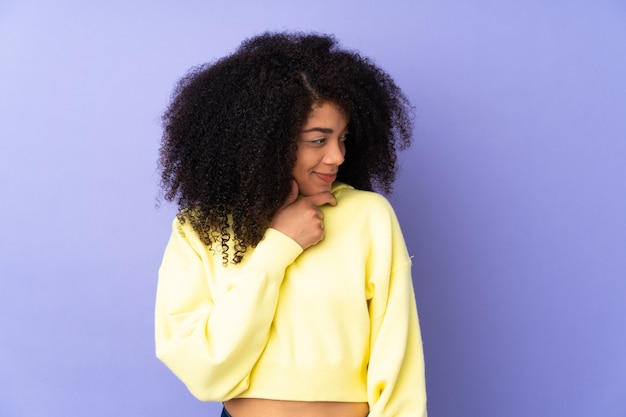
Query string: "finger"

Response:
xmin=307 ymin=191 xmax=337 ymax=207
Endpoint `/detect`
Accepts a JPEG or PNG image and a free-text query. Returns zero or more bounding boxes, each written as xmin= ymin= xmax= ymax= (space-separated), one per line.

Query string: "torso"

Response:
xmin=224 ymin=398 xmax=369 ymax=417
xmin=220 ymin=189 xmax=388 ymax=417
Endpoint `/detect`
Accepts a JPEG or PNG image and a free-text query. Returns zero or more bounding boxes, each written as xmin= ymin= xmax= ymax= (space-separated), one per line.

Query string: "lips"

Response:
xmin=314 ymin=172 xmax=337 ymax=183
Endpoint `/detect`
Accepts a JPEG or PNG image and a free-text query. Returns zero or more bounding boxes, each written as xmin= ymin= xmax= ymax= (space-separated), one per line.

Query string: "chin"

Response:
xmin=299 ymin=186 xmax=326 ymax=196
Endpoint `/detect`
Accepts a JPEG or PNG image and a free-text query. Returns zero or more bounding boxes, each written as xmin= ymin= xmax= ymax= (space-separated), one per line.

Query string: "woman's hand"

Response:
xmin=269 ymin=181 xmax=337 ymax=249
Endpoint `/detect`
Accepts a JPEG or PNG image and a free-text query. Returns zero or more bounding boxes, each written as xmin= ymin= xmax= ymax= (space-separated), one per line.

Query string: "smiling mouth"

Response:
xmin=315 ymin=172 xmax=337 ymax=183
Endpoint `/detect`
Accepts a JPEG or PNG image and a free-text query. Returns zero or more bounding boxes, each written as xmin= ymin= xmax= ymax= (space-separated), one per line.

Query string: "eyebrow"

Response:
xmin=300 ymin=124 xmax=349 ymax=134
xmin=300 ymin=127 xmax=334 ymax=134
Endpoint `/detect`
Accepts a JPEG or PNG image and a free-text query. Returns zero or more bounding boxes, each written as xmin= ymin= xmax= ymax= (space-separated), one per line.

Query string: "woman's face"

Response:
xmin=292 ymin=101 xmax=349 ymax=196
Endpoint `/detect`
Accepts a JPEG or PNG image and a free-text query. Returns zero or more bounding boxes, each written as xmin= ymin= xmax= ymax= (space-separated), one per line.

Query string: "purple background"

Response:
xmin=1 ymin=1 xmax=625 ymax=416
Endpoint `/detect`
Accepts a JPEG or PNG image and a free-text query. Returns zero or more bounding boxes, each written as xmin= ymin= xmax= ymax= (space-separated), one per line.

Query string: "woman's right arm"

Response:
xmin=154 ymin=220 xmax=302 ymax=401
xmin=155 ymin=183 xmax=335 ymax=401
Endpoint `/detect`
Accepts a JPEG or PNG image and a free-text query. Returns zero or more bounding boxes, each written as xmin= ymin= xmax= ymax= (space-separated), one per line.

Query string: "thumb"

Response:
xmin=281 ymin=180 xmax=299 ymax=208
xmin=308 ymin=191 xmax=337 ymax=207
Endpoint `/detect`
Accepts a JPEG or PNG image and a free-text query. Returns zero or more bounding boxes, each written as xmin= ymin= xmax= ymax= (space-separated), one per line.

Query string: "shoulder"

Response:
xmin=166 ymin=210 xmax=213 ymax=256
xmin=171 ymin=210 xmax=199 ymax=240
xmin=330 ymin=184 xmax=412 ymax=274
xmin=332 ymin=182 xmax=395 ymax=214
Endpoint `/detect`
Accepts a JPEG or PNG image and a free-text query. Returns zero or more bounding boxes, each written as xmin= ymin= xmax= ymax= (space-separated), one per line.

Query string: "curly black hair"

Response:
xmin=159 ymin=31 xmax=413 ymax=263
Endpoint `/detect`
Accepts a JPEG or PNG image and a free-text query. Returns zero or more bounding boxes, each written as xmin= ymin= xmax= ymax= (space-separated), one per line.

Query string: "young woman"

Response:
xmin=155 ymin=32 xmax=427 ymax=417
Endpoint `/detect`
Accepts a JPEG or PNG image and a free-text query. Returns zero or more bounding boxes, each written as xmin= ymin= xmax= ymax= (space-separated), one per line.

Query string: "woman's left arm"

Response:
xmin=366 ymin=202 xmax=427 ymax=417
xmin=367 ymin=264 xmax=427 ymax=417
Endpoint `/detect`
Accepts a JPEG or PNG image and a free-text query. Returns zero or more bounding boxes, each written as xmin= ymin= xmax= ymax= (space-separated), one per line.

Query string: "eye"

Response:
xmin=308 ymin=137 xmax=326 ymax=145
xmin=339 ymin=132 xmax=349 ymax=142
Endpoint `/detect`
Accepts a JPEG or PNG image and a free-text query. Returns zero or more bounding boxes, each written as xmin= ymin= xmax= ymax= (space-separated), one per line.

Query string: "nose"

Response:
xmin=323 ymin=138 xmax=346 ymax=166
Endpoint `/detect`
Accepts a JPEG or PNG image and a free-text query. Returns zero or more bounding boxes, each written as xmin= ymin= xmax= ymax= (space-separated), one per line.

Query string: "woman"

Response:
xmin=155 ymin=32 xmax=427 ymax=417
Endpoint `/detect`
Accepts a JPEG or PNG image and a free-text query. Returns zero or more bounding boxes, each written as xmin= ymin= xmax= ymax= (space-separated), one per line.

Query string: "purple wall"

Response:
xmin=1 ymin=1 xmax=625 ymax=416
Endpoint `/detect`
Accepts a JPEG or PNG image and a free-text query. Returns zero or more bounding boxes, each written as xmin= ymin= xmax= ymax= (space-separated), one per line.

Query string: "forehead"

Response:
xmin=303 ymin=101 xmax=349 ymax=126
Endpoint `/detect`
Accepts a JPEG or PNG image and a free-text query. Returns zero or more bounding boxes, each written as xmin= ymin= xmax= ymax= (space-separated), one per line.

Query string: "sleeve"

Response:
xmin=366 ymin=208 xmax=427 ymax=417
xmin=154 ymin=220 xmax=303 ymax=401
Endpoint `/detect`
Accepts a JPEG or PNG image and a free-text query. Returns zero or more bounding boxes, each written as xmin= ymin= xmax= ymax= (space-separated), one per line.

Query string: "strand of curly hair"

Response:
xmin=158 ymin=31 xmax=413 ymax=264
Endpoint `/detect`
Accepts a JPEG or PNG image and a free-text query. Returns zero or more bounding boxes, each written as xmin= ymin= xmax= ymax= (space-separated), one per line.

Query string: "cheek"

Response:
xmin=291 ymin=158 xmax=309 ymax=178
xmin=294 ymin=149 xmax=318 ymax=171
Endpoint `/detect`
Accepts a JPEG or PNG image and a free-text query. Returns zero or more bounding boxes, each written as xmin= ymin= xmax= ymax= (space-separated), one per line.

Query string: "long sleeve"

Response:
xmin=367 ymin=264 xmax=427 ymax=417
xmin=154 ymin=219 xmax=303 ymax=401
xmin=366 ymin=201 xmax=427 ymax=417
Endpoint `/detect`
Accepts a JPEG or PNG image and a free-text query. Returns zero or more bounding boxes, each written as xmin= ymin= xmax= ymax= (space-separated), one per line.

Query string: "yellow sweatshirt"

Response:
xmin=155 ymin=183 xmax=427 ymax=417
